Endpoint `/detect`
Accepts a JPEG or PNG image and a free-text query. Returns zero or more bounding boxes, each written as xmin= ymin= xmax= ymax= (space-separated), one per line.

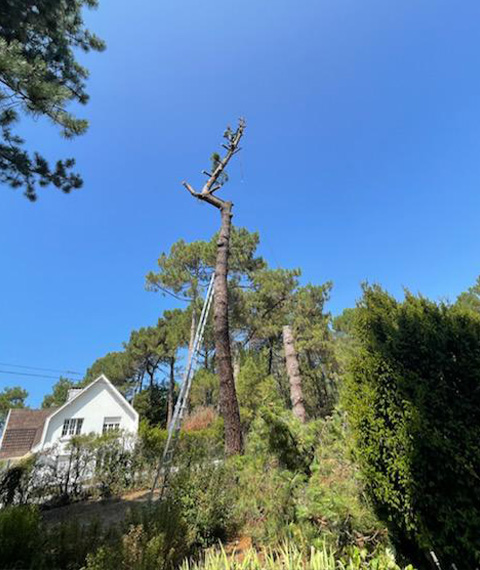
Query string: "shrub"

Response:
xmin=234 ymin=451 xmax=303 ymax=545
xmin=44 ymin=517 xmax=108 ymax=570
xmin=0 ymin=505 xmax=43 ymax=568
xmin=295 ymin=414 xmax=387 ymax=555
xmin=93 ymin=431 xmax=140 ymax=498
xmin=83 ymin=500 xmax=191 ymax=570
xmin=170 ymin=462 xmax=239 ymax=548
xmin=248 ymin=406 xmax=319 ymax=475
xmin=344 ymin=286 xmax=480 ymax=568
xmin=237 ymin=411 xmax=387 ymax=556
xmin=139 ymin=419 xmax=224 ymax=486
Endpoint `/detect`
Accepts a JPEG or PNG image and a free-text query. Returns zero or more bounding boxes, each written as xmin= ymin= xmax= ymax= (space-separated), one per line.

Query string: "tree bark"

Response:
xmin=215 ymin=203 xmax=243 ymax=454
xmin=283 ymin=325 xmax=306 ymax=423
xmin=167 ymin=356 xmax=175 ymax=427
xmin=182 ymin=119 xmax=246 ymax=455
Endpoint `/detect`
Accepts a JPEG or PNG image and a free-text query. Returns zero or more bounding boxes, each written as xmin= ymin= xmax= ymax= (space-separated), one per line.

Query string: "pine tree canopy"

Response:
xmin=0 ymin=0 xmax=105 ymax=200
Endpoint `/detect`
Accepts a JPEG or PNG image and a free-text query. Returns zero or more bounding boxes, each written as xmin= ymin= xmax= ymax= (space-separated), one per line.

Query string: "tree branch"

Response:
xmin=182 ymin=118 xmax=246 ymax=210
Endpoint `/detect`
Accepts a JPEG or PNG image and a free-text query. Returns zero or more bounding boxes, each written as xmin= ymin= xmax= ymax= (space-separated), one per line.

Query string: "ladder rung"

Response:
xmin=149 ymin=272 xmax=215 ymax=500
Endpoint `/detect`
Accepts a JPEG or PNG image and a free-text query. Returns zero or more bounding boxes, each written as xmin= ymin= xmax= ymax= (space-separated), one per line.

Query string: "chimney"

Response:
xmin=67 ymin=388 xmax=83 ymax=402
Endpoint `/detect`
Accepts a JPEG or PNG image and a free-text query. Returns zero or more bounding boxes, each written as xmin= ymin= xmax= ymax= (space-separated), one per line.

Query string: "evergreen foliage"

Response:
xmin=344 ymin=285 xmax=480 ymax=568
xmin=0 ymin=385 xmax=27 ymax=424
xmin=0 ymin=0 xmax=104 ymax=199
xmin=41 ymin=376 xmax=74 ymax=408
xmin=83 ymin=351 xmax=137 ymax=392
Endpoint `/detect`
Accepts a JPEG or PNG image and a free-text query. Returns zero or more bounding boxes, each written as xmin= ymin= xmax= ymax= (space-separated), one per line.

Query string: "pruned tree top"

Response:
xmin=182 ymin=118 xmax=246 ymax=210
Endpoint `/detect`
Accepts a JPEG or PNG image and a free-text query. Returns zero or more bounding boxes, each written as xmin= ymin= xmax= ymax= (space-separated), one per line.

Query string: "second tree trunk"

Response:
xmin=283 ymin=325 xmax=306 ymax=423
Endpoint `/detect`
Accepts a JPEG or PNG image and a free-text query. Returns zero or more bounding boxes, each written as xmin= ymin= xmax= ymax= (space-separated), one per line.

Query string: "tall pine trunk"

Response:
xmin=215 ymin=203 xmax=243 ymax=454
xmin=182 ymin=118 xmax=246 ymax=455
xmin=283 ymin=325 xmax=306 ymax=423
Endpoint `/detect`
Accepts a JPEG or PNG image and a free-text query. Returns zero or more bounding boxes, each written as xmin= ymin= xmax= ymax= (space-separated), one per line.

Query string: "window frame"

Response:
xmin=61 ymin=418 xmax=84 ymax=437
xmin=102 ymin=416 xmax=121 ymax=434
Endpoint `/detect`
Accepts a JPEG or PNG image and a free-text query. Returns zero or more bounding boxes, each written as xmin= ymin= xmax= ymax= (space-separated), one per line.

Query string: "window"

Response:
xmin=61 ymin=418 xmax=84 ymax=437
xmin=103 ymin=417 xmax=121 ymax=434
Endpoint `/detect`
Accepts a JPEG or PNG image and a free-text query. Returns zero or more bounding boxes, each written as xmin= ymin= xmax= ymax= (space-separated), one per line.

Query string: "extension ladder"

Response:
xmin=150 ymin=272 xmax=215 ymax=499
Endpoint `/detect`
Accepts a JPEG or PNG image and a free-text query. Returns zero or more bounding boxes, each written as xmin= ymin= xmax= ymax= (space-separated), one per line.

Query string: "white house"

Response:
xmin=0 ymin=375 xmax=139 ymax=462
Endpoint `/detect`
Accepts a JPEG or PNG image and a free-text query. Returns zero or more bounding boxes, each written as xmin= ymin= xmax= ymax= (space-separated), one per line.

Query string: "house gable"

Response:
xmin=35 ymin=375 xmax=138 ymax=450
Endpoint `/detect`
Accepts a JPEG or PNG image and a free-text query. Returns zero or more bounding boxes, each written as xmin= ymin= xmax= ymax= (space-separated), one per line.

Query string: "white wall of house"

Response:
xmin=38 ymin=377 xmax=138 ymax=453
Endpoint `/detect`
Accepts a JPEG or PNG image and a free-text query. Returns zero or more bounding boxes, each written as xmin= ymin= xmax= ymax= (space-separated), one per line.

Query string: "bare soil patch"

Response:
xmin=41 ymin=489 xmax=157 ymax=528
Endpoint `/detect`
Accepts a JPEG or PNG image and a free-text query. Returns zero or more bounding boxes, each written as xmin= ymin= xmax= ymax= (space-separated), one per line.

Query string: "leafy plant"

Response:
xmin=180 ymin=542 xmax=415 ymax=570
xmin=0 ymin=505 xmax=43 ymax=568
xmin=344 ymin=285 xmax=480 ymax=568
xmin=170 ymin=462 xmax=239 ymax=548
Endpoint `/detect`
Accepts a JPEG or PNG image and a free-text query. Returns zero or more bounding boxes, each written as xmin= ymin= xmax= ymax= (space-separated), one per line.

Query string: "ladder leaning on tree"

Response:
xmin=149 ymin=272 xmax=215 ymax=500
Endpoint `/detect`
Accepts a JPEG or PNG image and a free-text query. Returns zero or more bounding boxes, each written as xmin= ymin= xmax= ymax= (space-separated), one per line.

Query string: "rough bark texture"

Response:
xmin=283 ymin=325 xmax=306 ymax=423
xmin=182 ymin=119 xmax=245 ymax=455
xmin=215 ymin=203 xmax=243 ymax=454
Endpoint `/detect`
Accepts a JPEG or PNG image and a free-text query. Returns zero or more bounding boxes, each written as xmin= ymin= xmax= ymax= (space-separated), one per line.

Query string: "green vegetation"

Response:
xmin=0 ymin=0 xmax=105 ymax=200
xmin=0 ymin=385 xmax=27 ymax=424
xmin=4 ymin=243 xmax=480 ymax=570
xmin=1 ymin=2 xmax=477 ymax=567
xmin=181 ymin=543 xmax=414 ymax=570
xmin=344 ymin=285 xmax=480 ymax=568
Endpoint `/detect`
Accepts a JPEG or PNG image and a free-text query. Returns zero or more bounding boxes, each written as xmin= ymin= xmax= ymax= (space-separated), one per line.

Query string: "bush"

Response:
xmin=45 ymin=517 xmax=107 ymax=570
xmin=93 ymin=431 xmax=141 ymax=498
xmin=0 ymin=458 xmax=35 ymax=506
xmin=295 ymin=414 xmax=387 ymax=555
xmin=139 ymin=419 xmax=224 ymax=486
xmin=236 ymin=410 xmax=388 ymax=557
xmin=344 ymin=286 xmax=480 ymax=568
xmin=0 ymin=505 xmax=43 ymax=569
xmin=83 ymin=500 xmax=192 ymax=570
xmin=170 ymin=462 xmax=239 ymax=548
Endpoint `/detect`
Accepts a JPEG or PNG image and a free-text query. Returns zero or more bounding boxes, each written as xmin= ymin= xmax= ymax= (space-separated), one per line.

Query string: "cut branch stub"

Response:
xmin=181 ymin=118 xmax=246 ymax=455
xmin=182 ymin=118 xmax=246 ymax=210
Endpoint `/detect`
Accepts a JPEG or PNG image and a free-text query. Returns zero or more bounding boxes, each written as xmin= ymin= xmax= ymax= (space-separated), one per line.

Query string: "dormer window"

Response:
xmin=103 ymin=417 xmax=121 ymax=433
xmin=61 ymin=418 xmax=84 ymax=437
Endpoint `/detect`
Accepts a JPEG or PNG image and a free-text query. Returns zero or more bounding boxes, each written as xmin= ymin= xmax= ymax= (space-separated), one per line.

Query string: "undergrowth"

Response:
xmin=180 ymin=543 xmax=415 ymax=570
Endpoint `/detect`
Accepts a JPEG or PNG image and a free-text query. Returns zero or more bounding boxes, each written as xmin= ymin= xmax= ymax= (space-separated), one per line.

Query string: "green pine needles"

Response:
xmin=0 ymin=0 xmax=105 ymax=200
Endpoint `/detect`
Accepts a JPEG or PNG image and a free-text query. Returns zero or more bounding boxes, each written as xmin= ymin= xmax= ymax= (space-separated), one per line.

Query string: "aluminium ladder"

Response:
xmin=150 ymin=272 xmax=215 ymax=500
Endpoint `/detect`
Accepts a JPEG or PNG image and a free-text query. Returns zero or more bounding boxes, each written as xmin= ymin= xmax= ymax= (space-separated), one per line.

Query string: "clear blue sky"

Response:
xmin=2 ymin=0 xmax=480 ymax=406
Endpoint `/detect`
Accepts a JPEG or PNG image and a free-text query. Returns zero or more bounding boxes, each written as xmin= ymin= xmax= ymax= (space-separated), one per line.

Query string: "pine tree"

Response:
xmin=0 ymin=0 xmax=105 ymax=200
xmin=182 ymin=119 xmax=246 ymax=454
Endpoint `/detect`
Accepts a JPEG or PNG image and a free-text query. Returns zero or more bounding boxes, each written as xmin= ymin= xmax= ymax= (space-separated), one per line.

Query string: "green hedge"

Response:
xmin=344 ymin=286 xmax=480 ymax=568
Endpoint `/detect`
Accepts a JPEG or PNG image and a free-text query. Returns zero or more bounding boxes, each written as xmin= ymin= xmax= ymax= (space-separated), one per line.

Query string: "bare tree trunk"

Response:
xmin=283 ymin=325 xmax=306 ymax=423
xmin=167 ymin=356 xmax=175 ymax=426
xmin=215 ymin=203 xmax=243 ymax=454
xmin=182 ymin=119 xmax=246 ymax=455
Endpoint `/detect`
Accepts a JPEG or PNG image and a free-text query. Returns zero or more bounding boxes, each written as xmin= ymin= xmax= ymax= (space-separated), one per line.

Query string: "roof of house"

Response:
xmin=0 ymin=408 xmax=57 ymax=460
xmin=0 ymin=375 xmax=139 ymax=461
xmin=34 ymin=375 xmax=138 ymax=449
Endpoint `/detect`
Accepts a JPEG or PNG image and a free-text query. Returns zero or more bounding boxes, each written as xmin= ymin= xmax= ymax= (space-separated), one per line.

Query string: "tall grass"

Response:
xmin=181 ymin=543 xmax=416 ymax=570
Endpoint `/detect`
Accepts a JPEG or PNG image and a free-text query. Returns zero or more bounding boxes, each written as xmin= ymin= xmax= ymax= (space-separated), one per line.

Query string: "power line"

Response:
xmin=0 ymin=362 xmax=82 ymax=376
xmin=0 ymin=369 xmax=74 ymax=380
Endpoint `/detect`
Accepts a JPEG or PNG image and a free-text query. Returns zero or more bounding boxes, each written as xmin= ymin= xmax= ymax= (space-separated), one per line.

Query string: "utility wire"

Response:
xmin=0 ymin=369 xmax=74 ymax=380
xmin=0 ymin=362 xmax=82 ymax=376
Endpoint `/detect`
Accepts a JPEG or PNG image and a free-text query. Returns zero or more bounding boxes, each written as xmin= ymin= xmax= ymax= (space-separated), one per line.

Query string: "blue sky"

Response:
xmin=2 ymin=0 xmax=480 ymax=406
